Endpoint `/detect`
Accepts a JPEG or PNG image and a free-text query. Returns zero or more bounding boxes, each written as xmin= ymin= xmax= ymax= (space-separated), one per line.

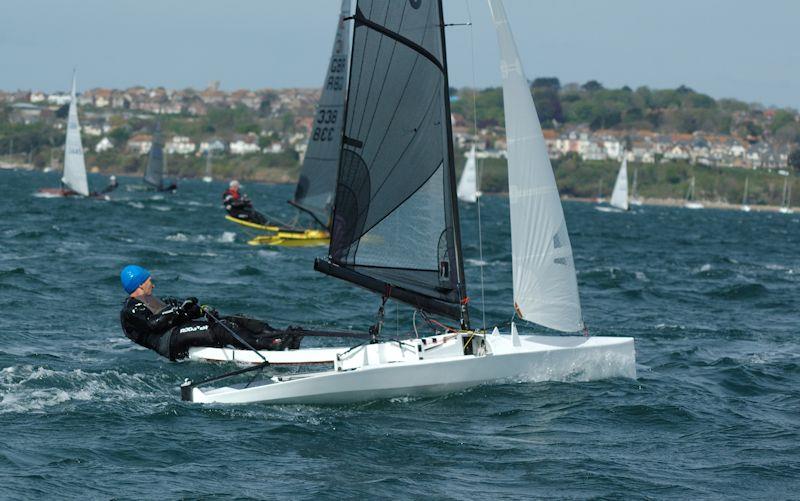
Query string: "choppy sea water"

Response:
xmin=1 ymin=169 xmax=798 ymax=499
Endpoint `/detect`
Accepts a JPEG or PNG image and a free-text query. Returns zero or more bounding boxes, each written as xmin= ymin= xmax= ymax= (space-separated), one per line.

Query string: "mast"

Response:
xmin=438 ymin=0 xmax=469 ymax=329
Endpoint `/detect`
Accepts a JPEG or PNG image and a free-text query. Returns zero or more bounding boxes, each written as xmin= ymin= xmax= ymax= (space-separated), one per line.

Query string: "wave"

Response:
xmin=165 ymin=232 xmax=236 ymax=244
xmin=706 ymin=283 xmax=768 ymax=300
xmin=0 ymin=365 xmax=167 ymax=415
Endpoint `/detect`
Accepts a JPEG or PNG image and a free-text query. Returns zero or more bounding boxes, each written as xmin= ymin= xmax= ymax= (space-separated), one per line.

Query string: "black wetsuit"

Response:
xmin=119 ymin=295 xmax=302 ymax=360
xmin=223 ymin=190 xmax=267 ymax=225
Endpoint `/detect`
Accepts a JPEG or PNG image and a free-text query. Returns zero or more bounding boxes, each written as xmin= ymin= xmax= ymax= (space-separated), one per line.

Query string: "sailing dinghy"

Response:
xmin=143 ymin=123 xmax=177 ymax=192
xmin=456 ymin=145 xmax=481 ymax=203
xmin=778 ymin=175 xmax=793 ymax=214
xmin=684 ymin=176 xmax=704 ymax=209
xmin=182 ymin=0 xmax=635 ymax=404
xmin=630 ymin=166 xmax=643 ymax=206
xmin=38 ymin=72 xmax=111 ymax=199
xmin=741 ymin=177 xmax=751 ymax=212
xmin=244 ymin=0 xmax=351 ymax=247
xmin=596 ymin=157 xmax=629 ymax=212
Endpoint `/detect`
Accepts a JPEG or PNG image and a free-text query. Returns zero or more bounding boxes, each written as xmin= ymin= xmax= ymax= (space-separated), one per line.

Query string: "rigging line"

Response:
xmin=465 ymin=0 xmax=487 ymax=332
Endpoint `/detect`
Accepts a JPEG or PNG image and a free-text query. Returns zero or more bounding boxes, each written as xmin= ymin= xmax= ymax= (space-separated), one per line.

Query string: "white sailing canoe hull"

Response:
xmin=595 ymin=206 xmax=626 ymax=213
xmin=185 ymin=334 xmax=635 ymax=405
xmin=187 ymin=346 xmax=346 ymax=365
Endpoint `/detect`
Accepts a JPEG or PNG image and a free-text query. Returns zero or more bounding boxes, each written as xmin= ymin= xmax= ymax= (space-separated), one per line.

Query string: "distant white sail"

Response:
xmin=609 ymin=157 xmax=629 ymax=210
xmin=457 ymin=145 xmax=479 ymax=203
xmin=62 ymin=72 xmax=89 ymax=196
xmin=489 ymin=0 xmax=583 ymax=332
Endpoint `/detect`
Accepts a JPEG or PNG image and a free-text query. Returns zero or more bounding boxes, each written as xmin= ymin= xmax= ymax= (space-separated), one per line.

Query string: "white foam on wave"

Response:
xmin=127 ymin=201 xmax=145 ymax=209
xmin=167 ymin=232 xmax=235 ymax=244
xmin=466 ymin=258 xmax=489 ymax=267
xmin=635 ymin=271 xmax=649 ymax=282
xmin=166 ymin=233 xmax=189 ymax=242
xmin=0 ymin=365 xmax=160 ymax=414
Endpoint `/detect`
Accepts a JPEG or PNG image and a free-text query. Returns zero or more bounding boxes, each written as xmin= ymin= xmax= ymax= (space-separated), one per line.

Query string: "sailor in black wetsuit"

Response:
xmin=119 ymin=265 xmax=302 ymax=360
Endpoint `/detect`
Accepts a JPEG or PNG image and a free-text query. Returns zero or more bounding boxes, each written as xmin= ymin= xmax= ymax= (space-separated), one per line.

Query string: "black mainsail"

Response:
xmin=314 ymin=0 xmax=469 ymax=327
xmin=291 ymin=0 xmax=351 ymax=229
xmin=144 ymin=123 xmax=165 ymax=190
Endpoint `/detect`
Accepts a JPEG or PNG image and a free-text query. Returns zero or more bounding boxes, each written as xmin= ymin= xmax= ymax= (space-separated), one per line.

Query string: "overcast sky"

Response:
xmin=1 ymin=0 xmax=797 ymax=109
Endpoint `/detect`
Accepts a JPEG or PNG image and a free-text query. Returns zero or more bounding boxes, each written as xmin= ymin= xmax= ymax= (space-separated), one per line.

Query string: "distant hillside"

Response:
xmin=450 ymin=79 xmax=800 ymax=145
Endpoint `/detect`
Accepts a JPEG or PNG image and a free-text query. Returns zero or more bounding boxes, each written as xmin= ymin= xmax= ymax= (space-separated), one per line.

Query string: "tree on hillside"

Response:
xmin=789 ymin=148 xmax=800 ymax=172
xmin=531 ymin=78 xmax=563 ymax=125
xmin=531 ymin=77 xmax=560 ymax=91
xmin=582 ymin=80 xmax=603 ymax=92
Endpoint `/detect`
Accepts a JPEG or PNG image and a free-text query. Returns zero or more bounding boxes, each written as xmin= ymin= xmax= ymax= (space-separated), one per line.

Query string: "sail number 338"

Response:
xmin=312 ymin=108 xmax=339 ymax=142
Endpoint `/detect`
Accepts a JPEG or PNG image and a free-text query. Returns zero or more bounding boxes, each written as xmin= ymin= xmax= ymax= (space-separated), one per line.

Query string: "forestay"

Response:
xmin=144 ymin=123 xmax=164 ymax=189
xmin=293 ymin=0 xmax=352 ymax=227
xmin=315 ymin=0 xmax=468 ymax=323
xmin=457 ymin=145 xmax=479 ymax=203
xmin=609 ymin=158 xmax=629 ymax=210
xmin=62 ymin=73 xmax=90 ymax=196
xmin=489 ymin=0 xmax=583 ymax=332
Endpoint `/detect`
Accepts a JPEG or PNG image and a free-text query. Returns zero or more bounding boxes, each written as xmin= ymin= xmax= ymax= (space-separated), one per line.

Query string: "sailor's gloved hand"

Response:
xmin=201 ymin=305 xmax=220 ymax=319
xmin=179 ymin=298 xmax=202 ymax=318
xmin=162 ymin=297 xmax=180 ymax=307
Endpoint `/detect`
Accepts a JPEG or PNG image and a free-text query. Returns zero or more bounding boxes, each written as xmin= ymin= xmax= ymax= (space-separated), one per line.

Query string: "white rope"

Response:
xmin=465 ymin=0 xmax=487 ymax=332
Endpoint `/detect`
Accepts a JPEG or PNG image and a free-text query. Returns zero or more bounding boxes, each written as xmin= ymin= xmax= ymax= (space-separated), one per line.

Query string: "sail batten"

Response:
xmin=489 ymin=0 xmax=583 ymax=332
xmin=62 ymin=73 xmax=90 ymax=196
xmin=293 ymin=0 xmax=352 ymax=226
xmin=317 ymin=0 xmax=467 ymax=323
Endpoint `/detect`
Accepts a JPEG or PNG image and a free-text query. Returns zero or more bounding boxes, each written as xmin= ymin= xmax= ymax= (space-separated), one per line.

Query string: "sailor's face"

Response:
xmin=139 ymin=278 xmax=154 ymax=295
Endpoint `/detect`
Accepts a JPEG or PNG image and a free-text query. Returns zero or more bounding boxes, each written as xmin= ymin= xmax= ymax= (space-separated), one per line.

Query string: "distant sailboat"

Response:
xmin=143 ymin=123 xmax=177 ymax=192
xmin=609 ymin=157 xmax=629 ymax=210
xmin=779 ymin=175 xmax=793 ymax=214
xmin=202 ymin=149 xmax=213 ymax=183
xmin=741 ymin=177 xmax=751 ymax=212
xmin=456 ymin=144 xmax=480 ymax=203
xmin=630 ymin=165 xmax=643 ymax=206
xmin=684 ymin=176 xmax=704 ymax=209
xmin=37 ymin=71 xmax=112 ymax=199
xmin=596 ymin=157 xmax=629 ymax=212
xmin=243 ymin=0 xmax=351 ymax=247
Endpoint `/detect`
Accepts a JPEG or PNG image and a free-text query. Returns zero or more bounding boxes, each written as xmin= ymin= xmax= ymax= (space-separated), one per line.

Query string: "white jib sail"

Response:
xmin=609 ymin=157 xmax=629 ymax=210
xmin=457 ymin=145 xmax=479 ymax=203
xmin=489 ymin=0 xmax=583 ymax=332
xmin=62 ymin=72 xmax=90 ymax=196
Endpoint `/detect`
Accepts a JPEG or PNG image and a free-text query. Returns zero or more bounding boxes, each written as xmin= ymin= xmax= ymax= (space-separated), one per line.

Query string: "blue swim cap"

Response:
xmin=120 ymin=265 xmax=151 ymax=294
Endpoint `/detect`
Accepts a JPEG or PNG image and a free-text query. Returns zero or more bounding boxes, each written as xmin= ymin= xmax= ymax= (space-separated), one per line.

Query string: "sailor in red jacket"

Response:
xmin=222 ymin=180 xmax=267 ymax=225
